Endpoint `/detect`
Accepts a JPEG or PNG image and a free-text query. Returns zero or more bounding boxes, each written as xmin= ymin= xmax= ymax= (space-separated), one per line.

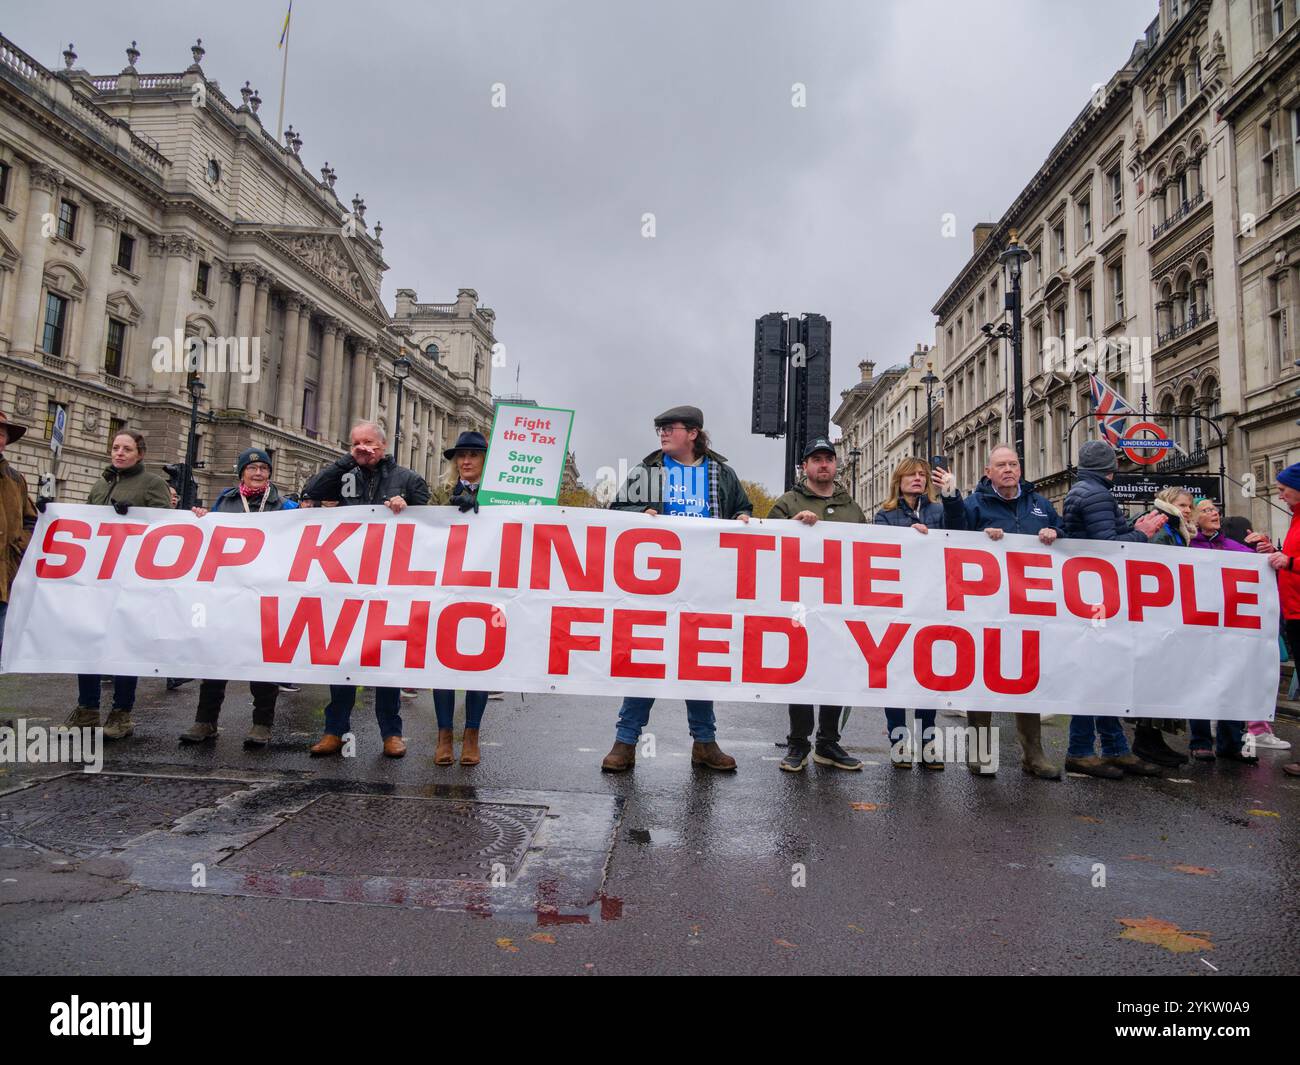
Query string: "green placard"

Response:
xmin=477 ymin=404 xmax=576 ymax=506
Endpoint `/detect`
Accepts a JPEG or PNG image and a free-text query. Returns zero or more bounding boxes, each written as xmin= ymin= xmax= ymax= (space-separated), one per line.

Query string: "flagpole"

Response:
xmin=276 ymin=19 xmax=290 ymax=144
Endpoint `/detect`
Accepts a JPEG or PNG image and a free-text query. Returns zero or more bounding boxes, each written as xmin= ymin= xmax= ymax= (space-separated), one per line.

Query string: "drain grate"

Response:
xmin=0 ymin=773 xmax=246 ymax=858
xmin=219 ymin=793 xmax=547 ymax=881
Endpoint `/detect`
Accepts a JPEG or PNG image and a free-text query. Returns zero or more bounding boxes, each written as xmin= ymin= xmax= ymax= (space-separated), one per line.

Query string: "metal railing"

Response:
xmin=1152 ymin=189 xmax=1206 ymax=239
xmin=1156 ymin=305 xmax=1214 ymax=345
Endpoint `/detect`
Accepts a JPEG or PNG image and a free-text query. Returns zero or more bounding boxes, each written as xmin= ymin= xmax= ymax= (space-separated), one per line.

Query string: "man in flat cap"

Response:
xmin=603 ymin=404 xmax=753 ymax=772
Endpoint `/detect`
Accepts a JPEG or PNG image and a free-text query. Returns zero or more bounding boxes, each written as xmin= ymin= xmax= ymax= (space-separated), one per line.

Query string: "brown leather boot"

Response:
xmin=600 ymin=741 xmax=636 ymax=772
xmin=966 ymin=711 xmax=995 ymax=775
xmin=434 ymin=728 xmax=454 ymax=765
xmin=691 ymin=741 xmax=737 ymax=771
xmin=383 ymin=735 xmax=407 ymax=758
xmin=460 ymin=728 xmax=481 ymax=766
xmin=1015 ymin=714 xmax=1061 ymax=779
xmin=309 ymin=733 xmax=343 ymax=757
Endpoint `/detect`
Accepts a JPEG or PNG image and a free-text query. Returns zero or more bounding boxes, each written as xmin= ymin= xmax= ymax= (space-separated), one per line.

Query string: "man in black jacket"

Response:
xmin=303 ymin=422 xmax=430 ymax=759
xmin=1061 ymin=440 xmax=1166 ymax=780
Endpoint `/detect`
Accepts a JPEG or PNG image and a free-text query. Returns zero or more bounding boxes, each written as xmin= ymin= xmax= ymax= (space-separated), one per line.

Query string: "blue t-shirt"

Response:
xmin=662 ymin=456 xmax=710 ymax=517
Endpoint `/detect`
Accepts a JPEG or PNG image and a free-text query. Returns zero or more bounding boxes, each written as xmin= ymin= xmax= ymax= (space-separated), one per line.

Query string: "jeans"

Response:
xmin=885 ymin=708 xmax=936 ymax=744
xmin=197 ymin=679 xmax=278 ymax=726
xmin=1068 ymin=715 xmax=1131 ymax=758
xmin=324 ymin=685 xmax=403 ymax=739
xmin=615 ymin=697 xmax=716 ymax=745
xmin=1189 ymin=717 xmax=1246 ymax=755
xmin=433 ymin=689 xmax=487 ymax=730
xmin=787 ymin=704 xmax=843 ymax=754
xmin=77 ymin=674 xmax=137 ymax=711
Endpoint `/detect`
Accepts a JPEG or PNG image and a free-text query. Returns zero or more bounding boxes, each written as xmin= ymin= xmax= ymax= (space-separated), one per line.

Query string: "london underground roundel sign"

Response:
xmin=1121 ymin=421 xmax=1175 ymax=465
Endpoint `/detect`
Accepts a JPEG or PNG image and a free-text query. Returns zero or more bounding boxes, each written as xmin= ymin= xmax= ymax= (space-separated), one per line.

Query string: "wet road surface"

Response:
xmin=0 ymin=674 xmax=1296 ymax=974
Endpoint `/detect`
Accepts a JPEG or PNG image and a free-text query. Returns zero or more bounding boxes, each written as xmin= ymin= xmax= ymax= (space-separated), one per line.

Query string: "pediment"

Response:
xmin=261 ymin=227 xmax=388 ymax=320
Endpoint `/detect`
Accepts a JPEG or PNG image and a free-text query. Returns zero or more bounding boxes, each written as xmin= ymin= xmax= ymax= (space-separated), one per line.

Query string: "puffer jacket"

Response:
xmin=1061 ymin=470 xmax=1147 ymax=543
xmin=769 ymin=478 xmax=866 ymax=523
xmin=86 ymin=462 xmax=172 ymax=510
xmin=942 ymin=476 xmax=1060 ymax=535
xmin=1189 ymin=530 xmax=1253 ymax=553
xmin=304 ymin=454 xmax=430 ymax=507
xmin=609 ymin=448 xmax=752 ymax=520
xmin=874 ymin=494 xmax=946 ymax=529
xmin=208 ymin=484 xmax=289 ymax=514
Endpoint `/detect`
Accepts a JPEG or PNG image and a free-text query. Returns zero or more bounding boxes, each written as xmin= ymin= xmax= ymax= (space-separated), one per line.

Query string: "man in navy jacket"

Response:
xmin=1060 ymin=440 xmax=1166 ymax=780
xmin=941 ymin=444 xmax=1063 ymax=779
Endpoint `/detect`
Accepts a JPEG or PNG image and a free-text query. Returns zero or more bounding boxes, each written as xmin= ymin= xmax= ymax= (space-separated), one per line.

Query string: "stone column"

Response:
xmin=276 ymin=294 xmax=303 ymax=424
xmin=361 ymin=346 xmax=376 ymax=425
xmin=289 ymin=301 xmax=315 ymax=432
xmin=77 ymin=200 xmax=123 ymax=379
xmin=318 ymin=320 xmax=340 ymax=445
xmin=211 ymin=262 xmax=238 ymax=408
xmin=156 ymin=235 xmax=199 ymax=397
xmin=349 ymin=345 xmax=368 ymax=428
xmin=250 ymin=271 xmax=271 ymax=415
xmin=12 ymin=162 xmax=63 ymax=360
xmin=226 ymin=265 xmax=257 ymax=411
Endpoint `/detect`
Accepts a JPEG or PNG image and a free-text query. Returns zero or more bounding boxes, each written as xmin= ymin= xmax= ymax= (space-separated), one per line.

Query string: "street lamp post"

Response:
xmin=848 ymin=446 xmax=861 ymax=503
xmin=182 ymin=377 xmax=205 ymax=510
xmin=997 ymin=230 xmax=1032 ymax=467
xmin=921 ymin=363 xmax=939 ymax=460
xmin=393 ymin=350 xmax=411 ymax=462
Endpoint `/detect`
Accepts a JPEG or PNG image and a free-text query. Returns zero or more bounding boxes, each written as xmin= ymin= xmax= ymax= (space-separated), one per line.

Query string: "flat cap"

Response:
xmin=654 ymin=405 xmax=704 ymax=429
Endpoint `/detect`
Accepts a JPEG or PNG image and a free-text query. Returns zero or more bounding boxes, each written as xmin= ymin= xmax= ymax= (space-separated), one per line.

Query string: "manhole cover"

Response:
xmin=220 ymin=793 xmax=547 ymax=881
xmin=0 ymin=773 xmax=246 ymax=858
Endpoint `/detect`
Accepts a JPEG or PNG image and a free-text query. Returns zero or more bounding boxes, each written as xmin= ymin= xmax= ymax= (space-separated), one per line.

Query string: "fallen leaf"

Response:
xmin=850 ymin=802 xmax=881 ymax=812
xmin=1117 ymin=917 xmax=1214 ymax=954
xmin=529 ymin=933 xmax=557 ymax=944
xmin=1122 ymin=855 xmax=1154 ymax=862
xmin=495 ymin=937 xmax=519 ymax=953
xmin=847 ymin=924 xmax=865 ymax=933
xmin=1248 ymin=809 xmax=1280 ymax=818
xmin=774 ymin=938 xmax=798 ymax=949
xmin=1171 ymin=865 xmax=1216 ymax=876
xmin=1076 ymin=815 xmax=1103 ymax=824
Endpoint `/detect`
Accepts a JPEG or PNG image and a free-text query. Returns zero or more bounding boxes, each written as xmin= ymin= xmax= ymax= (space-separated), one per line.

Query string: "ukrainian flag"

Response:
xmin=279 ymin=1 xmax=292 ymax=48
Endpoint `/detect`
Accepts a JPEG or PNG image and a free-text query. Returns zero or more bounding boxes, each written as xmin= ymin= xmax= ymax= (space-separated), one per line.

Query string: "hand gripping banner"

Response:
xmin=0 ymin=504 xmax=1280 ymax=720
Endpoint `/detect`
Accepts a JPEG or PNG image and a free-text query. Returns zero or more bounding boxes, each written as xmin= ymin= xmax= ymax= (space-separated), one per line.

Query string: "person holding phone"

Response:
xmin=937 ymin=443 xmax=1063 ymax=779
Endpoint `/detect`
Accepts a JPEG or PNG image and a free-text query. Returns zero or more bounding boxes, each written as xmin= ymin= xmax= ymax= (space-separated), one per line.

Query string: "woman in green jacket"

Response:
xmin=67 ymin=430 xmax=171 ymax=739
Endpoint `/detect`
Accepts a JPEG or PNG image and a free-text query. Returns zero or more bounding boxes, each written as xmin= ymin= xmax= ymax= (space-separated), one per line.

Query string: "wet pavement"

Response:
xmin=0 ymin=673 xmax=1297 ymax=975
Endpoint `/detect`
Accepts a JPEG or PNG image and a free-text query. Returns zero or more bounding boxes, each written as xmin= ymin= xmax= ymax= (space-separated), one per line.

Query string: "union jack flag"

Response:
xmin=1088 ymin=374 xmax=1137 ymax=447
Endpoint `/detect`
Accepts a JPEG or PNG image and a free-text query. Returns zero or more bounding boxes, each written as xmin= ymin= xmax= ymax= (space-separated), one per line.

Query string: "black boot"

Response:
xmin=1133 ymin=724 xmax=1186 ymax=767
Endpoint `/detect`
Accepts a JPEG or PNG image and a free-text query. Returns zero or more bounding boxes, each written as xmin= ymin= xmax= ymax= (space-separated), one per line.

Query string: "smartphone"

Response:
xmin=930 ymin=455 xmax=949 ymax=471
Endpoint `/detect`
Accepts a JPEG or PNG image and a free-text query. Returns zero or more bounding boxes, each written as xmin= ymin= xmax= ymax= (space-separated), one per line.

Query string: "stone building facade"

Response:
xmin=929 ymin=0 xmax=1300 ymax=544
xmin=0 ymin=34 xmax=494 ymax=503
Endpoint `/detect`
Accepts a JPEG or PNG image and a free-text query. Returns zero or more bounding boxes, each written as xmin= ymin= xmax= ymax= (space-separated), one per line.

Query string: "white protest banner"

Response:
xmin=478 ymin=404 xmax=575 ymax=505
xmin=0 ymin=505 xmax=1279 ymax=720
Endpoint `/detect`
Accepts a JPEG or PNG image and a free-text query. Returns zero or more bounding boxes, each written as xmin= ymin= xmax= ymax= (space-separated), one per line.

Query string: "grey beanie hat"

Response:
xmin=1078 ymin=439 xmax=1118 ymax=474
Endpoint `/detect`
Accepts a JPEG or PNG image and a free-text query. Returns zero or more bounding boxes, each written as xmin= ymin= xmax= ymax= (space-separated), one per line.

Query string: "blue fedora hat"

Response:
xmin=443 ymin=430 xmax=489 ymax=460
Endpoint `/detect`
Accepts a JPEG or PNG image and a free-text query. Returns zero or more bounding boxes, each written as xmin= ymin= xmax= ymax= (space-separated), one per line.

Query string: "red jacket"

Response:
xmin=1281 ymin=503 xmax=1300 ymax=621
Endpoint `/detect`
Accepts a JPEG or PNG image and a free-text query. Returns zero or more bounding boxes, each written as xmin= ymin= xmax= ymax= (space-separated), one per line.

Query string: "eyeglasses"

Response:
xmin=245 ymin=463 xmax=270 ymax=473
xmin=655 ymin=424 xmax=684 ymax=436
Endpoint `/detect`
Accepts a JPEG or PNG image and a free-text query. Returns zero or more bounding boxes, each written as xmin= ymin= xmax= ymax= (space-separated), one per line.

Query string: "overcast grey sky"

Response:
xmin=7 ymin=0 xmax=1155 ymax=491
